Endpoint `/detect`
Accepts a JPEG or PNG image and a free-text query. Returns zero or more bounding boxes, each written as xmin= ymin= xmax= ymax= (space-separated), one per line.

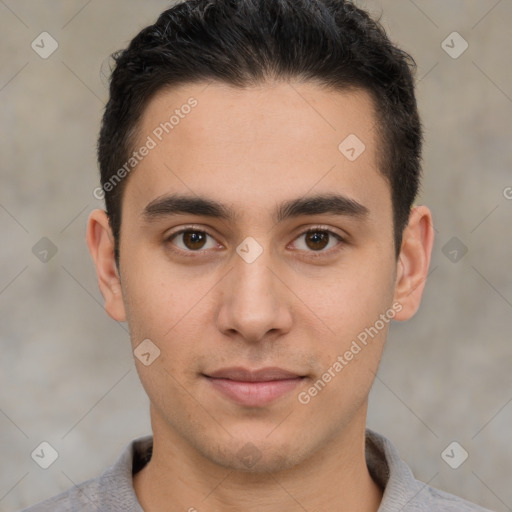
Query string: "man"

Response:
xmin=22 ymin=0 xmax=493 ymax=510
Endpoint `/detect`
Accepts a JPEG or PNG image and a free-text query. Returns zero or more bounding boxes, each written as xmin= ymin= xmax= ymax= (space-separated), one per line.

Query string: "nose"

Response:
xmin=215 ymin=247 xmax=293 ymax=344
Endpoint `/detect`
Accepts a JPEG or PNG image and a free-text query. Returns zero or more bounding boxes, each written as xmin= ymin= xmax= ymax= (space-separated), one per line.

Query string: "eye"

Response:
xmin=166 ymin=228 xmax=219 ymax=252
xmin=291 ymin=228 xmax=344 ymax=254
xmin=165 ymin=226 xmax=345 ymax=257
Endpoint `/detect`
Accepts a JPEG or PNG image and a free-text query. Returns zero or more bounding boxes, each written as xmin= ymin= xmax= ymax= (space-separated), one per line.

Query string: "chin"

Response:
xmin=202 ymin=434 xmax=308 ymax=474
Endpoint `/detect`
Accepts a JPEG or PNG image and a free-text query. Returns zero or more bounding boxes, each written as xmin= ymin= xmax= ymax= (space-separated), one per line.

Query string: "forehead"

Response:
xmin=123 ymin=80 xmax=390 ymax=223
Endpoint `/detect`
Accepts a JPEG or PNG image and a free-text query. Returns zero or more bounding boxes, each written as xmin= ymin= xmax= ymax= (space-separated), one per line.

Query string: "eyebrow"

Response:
xmin=142 ymin=193 xmax=369 ymax=224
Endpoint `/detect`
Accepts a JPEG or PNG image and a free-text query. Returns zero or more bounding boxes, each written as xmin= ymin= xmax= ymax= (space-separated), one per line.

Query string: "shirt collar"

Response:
xmin=100 ymin=429 xmax=427 ymax=511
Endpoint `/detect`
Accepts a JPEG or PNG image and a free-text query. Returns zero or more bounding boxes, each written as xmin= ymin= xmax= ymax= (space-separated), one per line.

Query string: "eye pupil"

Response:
xmin=172 ymin=228 xmax=338 ymax=255
xmin=306 ymin=231 xmax=329 ymax=251
xmin=183 ymin=230 xmax=206 ymax=250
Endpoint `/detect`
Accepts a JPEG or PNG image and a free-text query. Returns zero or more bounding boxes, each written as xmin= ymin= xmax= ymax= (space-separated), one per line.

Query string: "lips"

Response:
xmin=206 ymin=366 xmax=304 ymax=382
xmin=203 ymin=366 xmax=306 ymax=407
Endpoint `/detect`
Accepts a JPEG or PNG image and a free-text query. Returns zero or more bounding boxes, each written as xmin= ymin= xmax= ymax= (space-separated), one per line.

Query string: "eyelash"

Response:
xmin=165 ymin=225 xmax=346 ymax=259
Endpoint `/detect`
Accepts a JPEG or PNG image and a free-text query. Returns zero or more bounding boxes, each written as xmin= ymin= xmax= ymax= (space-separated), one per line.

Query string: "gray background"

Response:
xmin=1 ymin=0 xmax=511 ymax=510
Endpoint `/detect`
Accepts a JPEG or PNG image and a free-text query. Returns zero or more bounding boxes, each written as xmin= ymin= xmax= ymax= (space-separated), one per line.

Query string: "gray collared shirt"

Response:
xmin=21 ymin=429 xmax=494 ymax=511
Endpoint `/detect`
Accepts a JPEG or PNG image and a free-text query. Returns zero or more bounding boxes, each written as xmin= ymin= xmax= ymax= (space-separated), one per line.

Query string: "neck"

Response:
xmin=134 ymin=405 xmax=383 ymax=512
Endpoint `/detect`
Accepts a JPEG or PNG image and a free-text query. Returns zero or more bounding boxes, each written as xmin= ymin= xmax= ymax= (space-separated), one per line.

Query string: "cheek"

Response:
xmin=120 ymin=252 xmax=189 ymax=343
xmin=120 ymin=249 xmax=216 ymax=372
xmin=298 ymin=255 xmax=396 ymax=339
xmin=121 ymin=263 xmax=206 ymax=404
xmin=305 ymin=250 xmax=396 ymax=404
xmin=299 ymin=315 xmax=390 ymax=427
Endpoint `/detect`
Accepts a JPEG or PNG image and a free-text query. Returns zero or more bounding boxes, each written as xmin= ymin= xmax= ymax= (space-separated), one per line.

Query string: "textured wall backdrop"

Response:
xmin=1 ymin=1 xmax=511 ymax=510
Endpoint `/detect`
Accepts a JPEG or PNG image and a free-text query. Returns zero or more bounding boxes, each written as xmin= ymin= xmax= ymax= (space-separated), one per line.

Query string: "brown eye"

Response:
xmin=304 ymin=230 xmax=330 ymax=251
xmin=292 ymin=228 xmax=344 ymax=254
xmin=168 ymin=229 xmax=217 ymax=252
xmin=182 ymin=231 xmax=207 ymax=250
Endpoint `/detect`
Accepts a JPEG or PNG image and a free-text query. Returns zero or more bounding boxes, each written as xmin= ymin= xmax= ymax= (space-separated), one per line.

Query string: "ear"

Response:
xmin=392 ymin=205 xmax=434 ymax=321
xmin=86 ymin=209 xmax=126 ymax=322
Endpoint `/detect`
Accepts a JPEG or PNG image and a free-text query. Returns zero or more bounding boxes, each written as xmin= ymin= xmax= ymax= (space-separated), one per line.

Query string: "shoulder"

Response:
xmin=418 ymin=485 xmax=494 ymax=511
xmin=20 ymin=476 xmax=104 ymax=512
xmin=365 ymin=429 xmax=494 ymax=512
xmin=19 ymin=436 xmax=153 ymax=512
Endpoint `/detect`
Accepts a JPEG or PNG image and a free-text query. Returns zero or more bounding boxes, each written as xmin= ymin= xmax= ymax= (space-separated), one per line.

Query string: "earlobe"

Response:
xmin=86 ymin=209 xmax=127 ymax=322
xmin=392 ymin=206 xmax=434 ymax=321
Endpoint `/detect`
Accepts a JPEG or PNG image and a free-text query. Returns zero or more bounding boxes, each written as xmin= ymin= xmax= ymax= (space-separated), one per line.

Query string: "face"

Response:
xmin=88 ymin=80 xmax=433 ymax=473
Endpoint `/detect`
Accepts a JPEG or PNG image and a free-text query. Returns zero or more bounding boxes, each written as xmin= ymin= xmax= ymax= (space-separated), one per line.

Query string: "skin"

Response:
xmin=87 ymin=80 xmax=434 ymax=512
